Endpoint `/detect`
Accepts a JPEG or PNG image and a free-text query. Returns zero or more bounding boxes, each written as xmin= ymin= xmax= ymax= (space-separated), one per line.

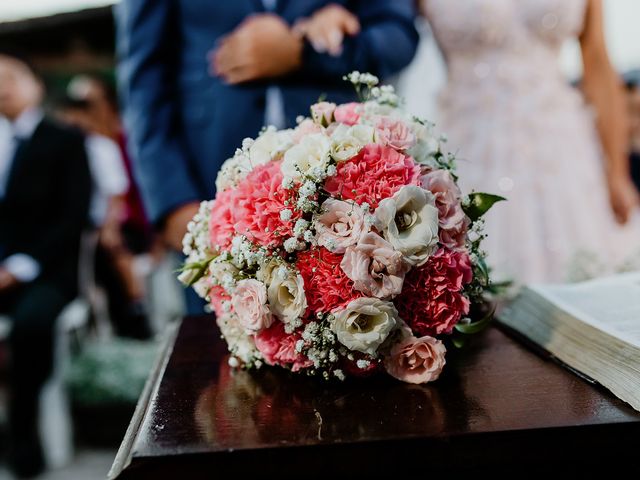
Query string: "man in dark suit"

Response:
xmin=115 ymin=0 xmax=419 ymax=259
xmin=0 ymin=51 xmax=92 ymax=478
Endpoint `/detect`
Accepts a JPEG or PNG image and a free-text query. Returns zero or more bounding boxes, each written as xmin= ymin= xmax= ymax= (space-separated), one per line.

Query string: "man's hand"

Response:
xmin=294 ymin=4 xmax=360 ymax=57
xmin=164 ymin=202 xmax=201 ymax=252
xmin=0 ymin=267 xmax=19 ymax=292
xmin=211 ymin=14 xmax=303 ymax=85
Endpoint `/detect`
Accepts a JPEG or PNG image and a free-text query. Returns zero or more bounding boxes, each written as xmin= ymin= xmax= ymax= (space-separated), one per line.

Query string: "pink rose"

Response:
xmin=421 ymin=169 xmax=469 ymax=251
xmin=292 ymin=119 xmax=323 ymax=143
xmin=341 ymin=232 xmax=409 ymax=299
xmin=254 ymin=322 xmax=313 ymax=372
xmin=232 ymin=279 xmax=273 ymax=333
xmin=375 ymin=116 xmax=416 ymax=150
xmin=310 ymin=101 xmax=336 ymax=126
xmin=334 ymin=102 xmax=361 ymax=125
xmin=384 ymin=335 xmax=446 ymax=384
xmin=315 ymin=199 xmax=366 ymax=254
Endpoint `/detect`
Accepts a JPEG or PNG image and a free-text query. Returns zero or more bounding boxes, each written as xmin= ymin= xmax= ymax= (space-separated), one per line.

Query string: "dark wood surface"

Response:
xmin=110 ymin=316 xmax=640 ymax=478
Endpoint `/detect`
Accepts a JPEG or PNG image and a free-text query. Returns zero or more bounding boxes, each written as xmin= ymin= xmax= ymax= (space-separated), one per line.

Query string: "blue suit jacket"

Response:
xmin=115 ymin=0 xmax=419 ymax=223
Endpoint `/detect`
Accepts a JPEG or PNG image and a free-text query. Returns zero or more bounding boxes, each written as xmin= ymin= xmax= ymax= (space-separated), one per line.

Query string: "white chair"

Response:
xmin=0 ymin=231 xmax=100 ymax=470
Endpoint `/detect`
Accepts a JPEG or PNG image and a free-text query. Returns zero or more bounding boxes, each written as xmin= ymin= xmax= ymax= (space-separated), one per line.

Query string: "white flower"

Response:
xmin=331 ymin=297 xmax=399 ymax=356
xmin=250 ymin=126 xmax=293 ymax=165
xmin=282 ymin=133 xmax=331 ymax=179
xmin=283 ymin=237 xmax=305 ymax=253
xmin=375 ymin=185 xmax=439 ymax=266
xmin=293 ymin=219 xmax=310 ymax=237
xmin=256 ymin=255 xmax=286 ymax=284
xmin=407 ymin=121 xmax=440 ymax=165
xmin=216 ymin=314 xmax=261 ymax=365
xmin=215 ymin=152 xmax=250 ymax=192
xmin=280 ymin=209 xmax=293 ymax=221
xmin=330 ymin=124 xmax=375 ymax=162
xmin=267 ymin=271 xmax=307 ymax=324
xmin=209 ymin=258 xmax=240 ymax=289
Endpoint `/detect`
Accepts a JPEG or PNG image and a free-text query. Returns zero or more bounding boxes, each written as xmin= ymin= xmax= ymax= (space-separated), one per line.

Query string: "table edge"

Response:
xmin=108 ymin=320 xmax=182 ymax=480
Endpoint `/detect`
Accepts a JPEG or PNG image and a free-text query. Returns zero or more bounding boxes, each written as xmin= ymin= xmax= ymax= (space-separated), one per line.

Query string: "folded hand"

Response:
xmin=294 ymin=4 xmax=360 ymax=57
xmin=607 ymin=172 xmax=640 ymax=224
xmin=211 ymin=14 xmax=303 ymax=84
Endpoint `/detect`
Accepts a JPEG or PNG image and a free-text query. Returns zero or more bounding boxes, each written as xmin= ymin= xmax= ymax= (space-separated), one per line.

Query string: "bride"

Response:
xmin=297 ymin=0 xmax=640 ymax=285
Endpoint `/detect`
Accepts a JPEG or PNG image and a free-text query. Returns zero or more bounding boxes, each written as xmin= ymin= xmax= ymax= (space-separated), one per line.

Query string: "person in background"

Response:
xmin=624 ymin=72 xmax=640 ymax=190
xmin=56 ymin=91 xmax=152 ymax=340
xmin=115 ymin=0 xmax=419 ymax=311
xmin=0 ymin=50 xmax=92 ymax=478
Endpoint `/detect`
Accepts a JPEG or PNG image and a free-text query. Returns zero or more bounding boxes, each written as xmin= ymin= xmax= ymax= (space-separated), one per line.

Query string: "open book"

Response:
xmin=499 ymin=272 xmax=640 ymax=412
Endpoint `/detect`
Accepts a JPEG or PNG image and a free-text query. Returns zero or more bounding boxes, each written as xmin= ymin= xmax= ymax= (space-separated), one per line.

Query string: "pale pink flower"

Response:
xmin=315 ymin=199 xmax=366 ymax=253
xmin=341 ymin=232 xmax=409 ymax=299
xmin=375 ymin=116 xmax=416 ymax=150
xmin=232 ymin=279 xmax=273 ymax=333
xmin=292 ymin=119 xmax=322 ymax=143
xmin=384 ymin=335 xmax=446 ymax=384
xmin=334 ymin=102 xmax=361 ymax=125
xmin=421 ymin=169 xmax=469 ymax=250
xmin=310 ymin=101 xmax=336 ymax=126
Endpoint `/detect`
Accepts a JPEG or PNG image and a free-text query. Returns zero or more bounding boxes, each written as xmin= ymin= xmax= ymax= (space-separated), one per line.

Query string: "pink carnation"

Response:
xmin=254 ymin=322 xmax=313 ymax=372
xmin=375 ymin=116 xmax=416 ymax=150
xmin=209 ymin=189 xmax=236 ymax=250
xmin=395 ymin=248 xmax=473 ymax=336
xmin=324 ymin=144 xmax=421 ymax=209
xmin=293 ymin=119 xmax=323 ymax=143
xmin=296 ymin=247 xmax=362 ymax=315
xmin=231 ymin=162 xmax=301 ymax=248
xmin=334 ymin=102 xmax=361 ymax=125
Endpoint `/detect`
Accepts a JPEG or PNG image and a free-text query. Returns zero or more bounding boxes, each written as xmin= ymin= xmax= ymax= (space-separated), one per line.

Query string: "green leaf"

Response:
xmin=454 ymin=307 xmax=495 ymax=335
xmin=451 ymin=336 xmax=467 ymax=349
xmin=463 ymin=193 xmax=506 ymax=222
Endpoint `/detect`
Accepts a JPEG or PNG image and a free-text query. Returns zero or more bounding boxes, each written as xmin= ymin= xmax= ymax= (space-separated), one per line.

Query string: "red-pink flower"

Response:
xmin=395 ymin=248 xmax=472 ymax=336
xmin=296 ymin=247 xmax=362 ymax=315
xmin=209 ymin=285 xmax=231 ymax=318
xmin=334 ymin=102 xmax=362 ymax=125
xmin=231 ymin=162 xmax=301 ymax=248
xmin=324 ymin=144 xmax=421 ymax=209
xmin=209 ymin=189 xmax=236 ymax=250
xmin=254 ymin=322 xmax=313 ymax=372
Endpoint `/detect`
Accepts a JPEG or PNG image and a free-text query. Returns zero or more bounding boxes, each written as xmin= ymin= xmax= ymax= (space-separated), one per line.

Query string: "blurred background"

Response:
xmin=0 ymin=1 xmax=638 ymax=479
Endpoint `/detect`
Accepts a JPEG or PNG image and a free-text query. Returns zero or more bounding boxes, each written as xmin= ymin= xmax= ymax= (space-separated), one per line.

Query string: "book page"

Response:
xmin=531 ymin=272 xmax=640 ymax=349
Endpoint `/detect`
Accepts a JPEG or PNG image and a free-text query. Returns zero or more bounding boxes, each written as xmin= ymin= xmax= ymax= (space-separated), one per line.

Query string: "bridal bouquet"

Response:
xmin=180 ymin=72 xmax=501 ymax=384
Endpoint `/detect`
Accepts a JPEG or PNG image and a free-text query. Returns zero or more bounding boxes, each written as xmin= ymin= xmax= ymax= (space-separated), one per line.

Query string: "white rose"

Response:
xmin=232 ymin=279 xmax=273 ymax=333
xmin=407 ymin=121 xmax=440 ymax=166
xmin=375 ymin=185 xmax=439 ymax=266
xmin=330 ymin=124 xmax=375 ymax=162
xmin=209 ymin=258 xmax=240 ymax=289
xmin=216 ymin=314 xmax=261 ymax=365
xmin=250 ymin=127 xmax=293 ymax=165
xmin=267 ymin=270 xmax=307 ymax=323
xmin=331 ymin=297 xmax=399 ymax=355
xmin=282 ymin=133 xmax=331 ymax=179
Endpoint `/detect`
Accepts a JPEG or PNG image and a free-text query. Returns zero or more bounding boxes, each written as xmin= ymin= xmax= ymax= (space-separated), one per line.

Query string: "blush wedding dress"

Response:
xmin=422 ymin=0 xmax=640 ymax=284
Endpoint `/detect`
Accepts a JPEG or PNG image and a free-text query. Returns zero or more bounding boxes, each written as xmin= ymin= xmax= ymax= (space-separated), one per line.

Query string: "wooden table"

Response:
xmin=109 ymin=316 xmax=640 ymax=478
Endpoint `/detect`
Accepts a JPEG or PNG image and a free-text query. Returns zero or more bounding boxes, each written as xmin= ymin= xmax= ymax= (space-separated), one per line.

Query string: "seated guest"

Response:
xmin=0 ymin=50 xmax=92 ymax=477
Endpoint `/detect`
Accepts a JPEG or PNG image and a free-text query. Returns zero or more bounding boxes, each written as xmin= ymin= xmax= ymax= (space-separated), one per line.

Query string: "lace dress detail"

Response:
xmin=423 ymin=0 xmax=640 ymax=284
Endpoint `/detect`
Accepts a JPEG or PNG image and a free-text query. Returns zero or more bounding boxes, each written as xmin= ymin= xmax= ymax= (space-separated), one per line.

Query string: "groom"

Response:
xmin=115 ymin=0 xmax=419 ymax=268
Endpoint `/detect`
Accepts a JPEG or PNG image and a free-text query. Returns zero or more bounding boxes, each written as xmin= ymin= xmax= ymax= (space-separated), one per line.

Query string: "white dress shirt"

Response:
xmin=0 ymin=107 xmax=45 ymax=282
xmin=86 ymin=133 xmax=129 ymax=226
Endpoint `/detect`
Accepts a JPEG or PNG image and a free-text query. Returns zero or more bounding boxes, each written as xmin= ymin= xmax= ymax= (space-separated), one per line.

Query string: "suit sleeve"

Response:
xmin=115 ymin=0 xmax=200 ymax=224
xmin=25 ymin=133 xmax=92 ymax=273
xmin=298 ymin=0 xmax=420 ymax=80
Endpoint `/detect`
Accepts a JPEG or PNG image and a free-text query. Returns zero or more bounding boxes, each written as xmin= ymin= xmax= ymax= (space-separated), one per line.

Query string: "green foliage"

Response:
xmin=463 ymin=193 xmax=506 ymax=222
